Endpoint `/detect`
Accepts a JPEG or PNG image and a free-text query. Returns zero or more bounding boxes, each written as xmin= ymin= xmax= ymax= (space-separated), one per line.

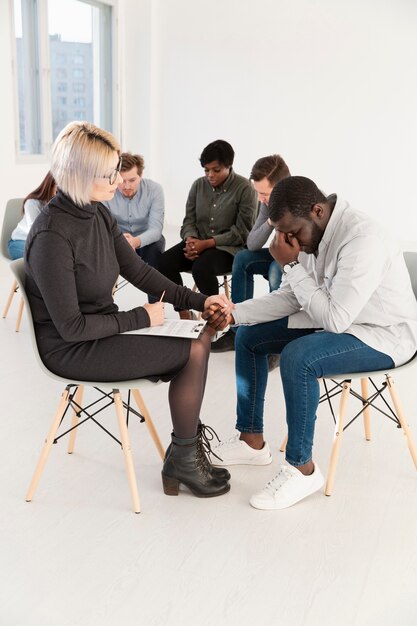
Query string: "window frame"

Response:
xmin=10 ymin=0 xmax=118 ymax=163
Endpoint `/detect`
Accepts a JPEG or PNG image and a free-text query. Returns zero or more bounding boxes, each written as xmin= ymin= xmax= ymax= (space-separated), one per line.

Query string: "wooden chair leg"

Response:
xmin=26 ymin=387 xmax=71 ymax=502
xmin=113 ymin=390 xmax=141 ymax=514
xmin=131 ymin=388 xmax=165 ymax=460
xmin=386 ymin=375 xmax=417 ymax=470
xmin=15 ymin=296 xmax=25 ymax=332
xmin=67 ymin=385 xmax=84 ymax=454
xmin=223 ymin=275 xmax=230 ymax=300
xmin=2 ymin=280 xmax=18 ymax=319
xmin=325 ymin=380 xmax=351 ymax=496
xmin=361 ymin=378 xmax=371 ymax=441
xmin=280 ymin=434 xmax=288 ymax=452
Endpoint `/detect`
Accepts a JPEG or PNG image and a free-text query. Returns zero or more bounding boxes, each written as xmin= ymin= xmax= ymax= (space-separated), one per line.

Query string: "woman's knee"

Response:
xmin=189 ymin=336 xmax=210 ymax=366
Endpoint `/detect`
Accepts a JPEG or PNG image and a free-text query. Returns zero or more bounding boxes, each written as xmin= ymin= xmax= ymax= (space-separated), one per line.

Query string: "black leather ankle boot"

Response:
xmin=162 ymin=433 xmax=230 ymax=498
xmin=197 ymin=424 xmax=231 ymax=481
xmin=164 ymin=425 xmax=231 ymax=481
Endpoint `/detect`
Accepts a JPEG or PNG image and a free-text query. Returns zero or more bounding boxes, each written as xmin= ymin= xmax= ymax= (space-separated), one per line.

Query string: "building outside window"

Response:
xmin=12 ymin=0 xmax=114 ymax=156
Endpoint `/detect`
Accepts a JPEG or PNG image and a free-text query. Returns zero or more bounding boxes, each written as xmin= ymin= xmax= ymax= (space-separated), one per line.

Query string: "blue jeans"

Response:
xmin=137 ymin=236 xmax=165 ymax=303
xmin=8 ymin=239 xmax=25 ymax=260
xmin=235 ymin=317 xmax=394 ymax=466
xmin=231 ymin=248 xmax=282 ymax=303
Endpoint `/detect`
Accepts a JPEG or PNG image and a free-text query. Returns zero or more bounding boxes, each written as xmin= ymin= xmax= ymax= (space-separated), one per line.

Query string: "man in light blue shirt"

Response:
xmin=103 ymin=152 xmax=165 ymax=302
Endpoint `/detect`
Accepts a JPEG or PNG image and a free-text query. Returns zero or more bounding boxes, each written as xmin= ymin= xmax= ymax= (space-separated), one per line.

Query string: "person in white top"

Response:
xmin=210 ymin=176 xmax=417 ymax=510
xmin=8 ymin=171 xmax=56 ymax=259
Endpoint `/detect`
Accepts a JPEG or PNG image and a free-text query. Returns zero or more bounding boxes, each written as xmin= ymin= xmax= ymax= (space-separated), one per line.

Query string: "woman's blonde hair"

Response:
xmin=51 ymin=121 xmax=120 ymax=206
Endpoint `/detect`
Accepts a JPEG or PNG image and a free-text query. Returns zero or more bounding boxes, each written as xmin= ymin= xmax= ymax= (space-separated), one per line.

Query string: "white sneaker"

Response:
xmin=250 ymin=464 xmax=324 ymax=510
xmin=211 ymin=433 xmax=272 ymax=466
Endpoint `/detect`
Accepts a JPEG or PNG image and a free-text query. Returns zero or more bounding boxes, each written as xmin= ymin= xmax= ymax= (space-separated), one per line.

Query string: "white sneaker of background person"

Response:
xmin=211 ymin=432 xmax=272 ymax=466
xmin=250 ymin=463 xmax=324 ymax=510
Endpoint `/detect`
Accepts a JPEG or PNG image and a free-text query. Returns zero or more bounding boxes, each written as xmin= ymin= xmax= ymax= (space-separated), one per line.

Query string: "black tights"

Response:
xmin=168 ymin=331 xmax=211 ymax=438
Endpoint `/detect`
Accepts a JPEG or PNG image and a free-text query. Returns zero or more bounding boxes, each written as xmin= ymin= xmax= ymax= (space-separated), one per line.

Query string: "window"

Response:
xmin=12 ymin=0 xmax=114 ymax=156
xmin=73 ymin=97 xmax=85 ymax=106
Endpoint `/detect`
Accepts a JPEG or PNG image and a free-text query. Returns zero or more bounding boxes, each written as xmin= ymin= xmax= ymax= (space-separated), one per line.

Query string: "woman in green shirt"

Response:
xmin=159 ymin=140 xmax=257 ymax=318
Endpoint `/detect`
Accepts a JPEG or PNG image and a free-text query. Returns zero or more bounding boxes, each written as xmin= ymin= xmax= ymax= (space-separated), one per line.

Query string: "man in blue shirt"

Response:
xmin=103 ymin=151 xmax=165 ymax=275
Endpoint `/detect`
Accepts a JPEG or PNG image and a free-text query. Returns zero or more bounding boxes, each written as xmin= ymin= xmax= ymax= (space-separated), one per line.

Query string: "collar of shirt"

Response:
xmin=205 ymin=168 xmax=236 ymax=193
xmin=318 ymin=194 xmax=350 ymax=254
xmin=50 ymin=190 xmax=99 ymax=219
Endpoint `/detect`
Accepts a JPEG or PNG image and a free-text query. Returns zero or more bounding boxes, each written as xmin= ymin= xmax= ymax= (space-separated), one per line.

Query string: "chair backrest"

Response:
xmin=404 ymin=251 xmax=417 ymax=300
xmin=1 ymin=198 xmax=24 ymax=260
xmin=8 ymin=258 xmax=54 ymax=377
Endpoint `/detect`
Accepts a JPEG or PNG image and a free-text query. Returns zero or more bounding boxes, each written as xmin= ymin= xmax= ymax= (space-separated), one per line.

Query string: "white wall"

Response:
xmin=144 ymin=0 xmax=417 ymax=242
xmin=1 ymin=0 xmax=417 ymax=244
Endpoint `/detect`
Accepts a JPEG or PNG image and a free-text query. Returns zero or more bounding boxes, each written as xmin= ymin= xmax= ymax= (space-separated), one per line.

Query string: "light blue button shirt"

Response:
xmin=103 ymin=178 xmax=164 ymax=248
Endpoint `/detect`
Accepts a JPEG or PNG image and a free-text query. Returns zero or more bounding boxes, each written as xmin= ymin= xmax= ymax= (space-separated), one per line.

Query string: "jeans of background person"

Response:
xmin=135 ymin=235 xmax=166 ymax=303
xmin=159 ymin=241 xmax=234 ymax=296
xmin=7 ymin=239 xmax=25 ymax=260
xmin=235 ymin=317 xmax=394 ymax=465
xmin=231 ymin=248 xmax=282 ymax=303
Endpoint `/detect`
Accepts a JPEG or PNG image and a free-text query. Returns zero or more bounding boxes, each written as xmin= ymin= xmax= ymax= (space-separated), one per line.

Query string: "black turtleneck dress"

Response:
xmin=24 ymin=191 xmax=206 ymax=382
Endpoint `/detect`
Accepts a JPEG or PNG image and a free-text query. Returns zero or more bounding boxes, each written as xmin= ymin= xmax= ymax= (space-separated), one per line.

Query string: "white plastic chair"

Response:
xmin=1 ymin=198 xmax=25 ymax=331
xmin=10 ymin=258 xmax=165 ymax=514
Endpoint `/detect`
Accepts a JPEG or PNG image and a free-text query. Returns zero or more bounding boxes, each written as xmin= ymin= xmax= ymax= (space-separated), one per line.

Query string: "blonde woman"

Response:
xmin=24 ymin=121 xmax=230 ymax=498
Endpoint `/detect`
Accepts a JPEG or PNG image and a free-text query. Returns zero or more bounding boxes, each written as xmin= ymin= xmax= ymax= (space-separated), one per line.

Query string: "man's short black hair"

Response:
xmin=199 ymin=140 xmax=235 ymax=168
xmin=268 ymin=176 xmax=327 ymax=222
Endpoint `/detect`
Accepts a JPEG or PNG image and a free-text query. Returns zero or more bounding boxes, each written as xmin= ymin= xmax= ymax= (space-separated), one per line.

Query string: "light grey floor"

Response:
xmin=1 ymin=227 xmax=417 ymax=626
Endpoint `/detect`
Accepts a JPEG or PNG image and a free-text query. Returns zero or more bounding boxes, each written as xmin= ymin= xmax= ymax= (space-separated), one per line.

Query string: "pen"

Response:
xmin=159 ymin=290 xmax=166 ymax=302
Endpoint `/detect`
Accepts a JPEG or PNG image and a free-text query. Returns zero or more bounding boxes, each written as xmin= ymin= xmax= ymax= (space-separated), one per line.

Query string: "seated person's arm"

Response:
xmin=180 ymin=181 xmax=199 ymax=240
xmin=246 ymin=202 xmax=274 ymax=251
xmin=136 ymin=182 xmax=165 ymax=248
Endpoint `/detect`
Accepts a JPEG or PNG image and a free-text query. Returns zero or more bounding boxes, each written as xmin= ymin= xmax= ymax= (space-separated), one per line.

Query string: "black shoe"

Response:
xmin=164 ymin=424 xmax=231 ymax=481
xmin=198 ymin=424 xmax=231 ymax=481
xmin=268 ymin=354 xmax=280 ymax=372
xmin=162 ymin=432 xmax=230 ymax=498
xmin=211 ymin=329 xmax=235 ymax=352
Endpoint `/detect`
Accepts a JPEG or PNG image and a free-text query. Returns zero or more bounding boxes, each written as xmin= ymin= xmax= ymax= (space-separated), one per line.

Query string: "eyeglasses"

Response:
xmin=99 ymin=156 xmax=123 ymax=185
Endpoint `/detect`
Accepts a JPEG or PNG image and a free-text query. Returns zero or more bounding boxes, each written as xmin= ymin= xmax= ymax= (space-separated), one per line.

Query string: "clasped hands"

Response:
xmin=202 ymin=294 xmax=234 ymax=331
xmin=183 ymin=237 xmax=213 ymax=260
xmin=124 ymin=233 xmax=141 ymax=250
xmin=143 ymin=294 xmax=233 ymax=330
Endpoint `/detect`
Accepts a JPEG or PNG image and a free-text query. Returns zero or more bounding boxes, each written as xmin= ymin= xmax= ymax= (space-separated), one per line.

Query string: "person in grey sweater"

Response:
xmin=25 ymin=121 xmax=231 ymax=499
xmin=211 ymin=154 xmax=290 ymax=353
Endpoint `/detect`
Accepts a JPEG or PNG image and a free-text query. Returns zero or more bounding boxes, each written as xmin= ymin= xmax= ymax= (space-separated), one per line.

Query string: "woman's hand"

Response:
xmin=183 ymin=237 xmax=199 ymax=260
xmin=202 ymin=294 xmax=231 ymax=330
xmin=183 ymin=237 xmax=215 ymax=260
xmin=143 ymin=302 xmax=165 ymax=326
